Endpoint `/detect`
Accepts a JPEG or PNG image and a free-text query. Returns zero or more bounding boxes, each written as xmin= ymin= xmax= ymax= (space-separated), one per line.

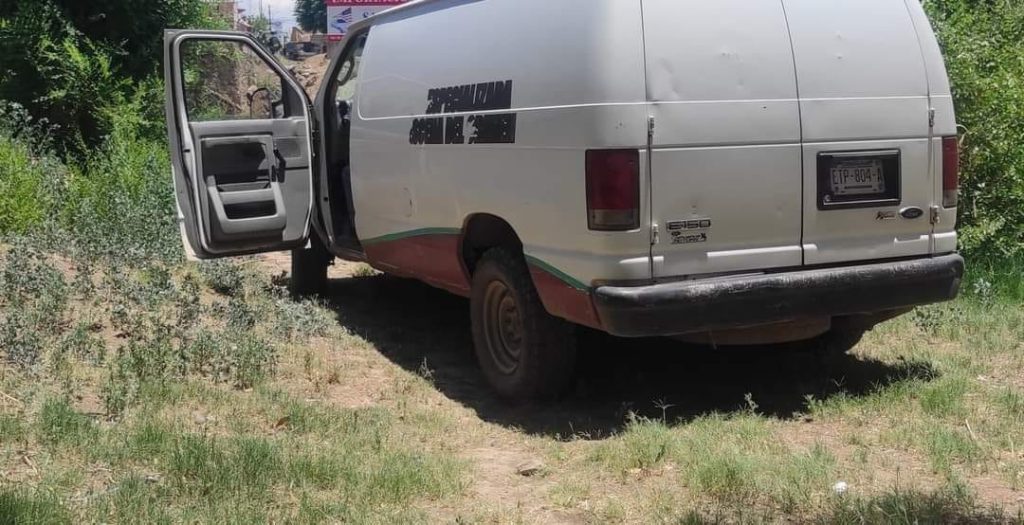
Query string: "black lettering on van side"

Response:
xmin=413 ymin=80 xmax=516 ymax=144
xmin=455 ymin=84 xmax=475 ymax=113
xmin=445 ymin=116 xmax=465 ymax=144
xmin=426 ymin=89 xmax=443 ymax=115
xmin=488 ymin=80 xmax=513 ymax=111
xmin=471 ymin=83 xmax=488 ymax=110
xmin=421 ymin=80 xmax=514 ymax=115
xmin=409 ymin=117 xmax=444 ymax=145
xmin=467 ymin=113 xmax=517 ymax=144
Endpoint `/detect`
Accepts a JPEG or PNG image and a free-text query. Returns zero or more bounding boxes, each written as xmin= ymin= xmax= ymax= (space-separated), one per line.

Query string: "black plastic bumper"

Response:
xmin=592 ymin=255 xmax=964 ymax=338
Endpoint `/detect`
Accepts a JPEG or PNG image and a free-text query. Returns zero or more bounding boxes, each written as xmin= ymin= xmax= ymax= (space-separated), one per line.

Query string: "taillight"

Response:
xmin=942 ymin=136 xmax=959 ymax=208
xmin=586 ymin=149 xmax=640 ymax=231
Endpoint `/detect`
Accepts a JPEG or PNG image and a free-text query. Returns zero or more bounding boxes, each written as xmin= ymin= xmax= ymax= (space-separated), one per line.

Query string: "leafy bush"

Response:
xmin=0 ymin=131 xmax=65 ymax=234
xmin=201 ymin=262 xmax=246 ymax=296
xmin=58 ymin=116 xmax=181 ymax=262
xmin=925 ymin=0 xmax=1024 ymax=258
xmin=0 ymin=0 xmax=225 ymax=156
xmin=0 ymin=105 xmax=181 ymax=262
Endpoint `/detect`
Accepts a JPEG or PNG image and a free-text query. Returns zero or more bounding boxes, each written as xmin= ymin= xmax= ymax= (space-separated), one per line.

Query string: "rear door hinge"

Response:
xmin=928 ymin=107 xmax=936 ymax=128
xmin=930 ymin=205 xmax=941 ymax=225
xmin=651 ymin=223 xmax=660 ymax=245
xmin=647 ymin=116 xmax=655 ymax=142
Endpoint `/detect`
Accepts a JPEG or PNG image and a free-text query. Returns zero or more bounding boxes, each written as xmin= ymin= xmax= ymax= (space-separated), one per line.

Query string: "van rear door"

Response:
xmin=642 ymin=0 xmax=804 ymax=279
xmin=783 ymin=0 xmax=936 ymax=265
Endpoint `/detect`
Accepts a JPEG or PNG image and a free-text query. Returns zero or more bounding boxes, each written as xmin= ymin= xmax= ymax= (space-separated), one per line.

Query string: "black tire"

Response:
xmin=290 ymin=235 xmax=331 ymax=297
xmin=470 ymin=247 xmax=577 ymax=401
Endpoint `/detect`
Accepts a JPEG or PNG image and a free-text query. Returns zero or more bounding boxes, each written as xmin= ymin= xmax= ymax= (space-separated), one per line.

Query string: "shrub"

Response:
xmin=58 ymin=118 xmax=181 ymax=262
xmin=0 ymin=132 xmax=65 ymax=234
xmin=201 ymin=262 xmax=245 ymax=296
xmin=0 ymin=0 xmax=226 ymax=156
xmin=229 ymin=332 xmax=277 ymax=389
xmin=925 ymin=0 xmax=1024 ymax=258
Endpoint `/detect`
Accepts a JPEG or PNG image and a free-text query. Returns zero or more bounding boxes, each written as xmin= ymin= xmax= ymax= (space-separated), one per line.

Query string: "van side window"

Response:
xmin=335 ymin=34 xmax=367 ymax=102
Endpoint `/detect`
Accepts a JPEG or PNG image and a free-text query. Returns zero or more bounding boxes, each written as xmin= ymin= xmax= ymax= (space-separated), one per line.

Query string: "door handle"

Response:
xmin=272 ymin=147 xmax=287 ymax=183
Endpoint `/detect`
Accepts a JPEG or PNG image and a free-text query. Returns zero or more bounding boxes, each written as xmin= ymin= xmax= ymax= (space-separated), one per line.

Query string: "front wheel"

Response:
xmin=470 ymin=248 xmax=577 ymax=401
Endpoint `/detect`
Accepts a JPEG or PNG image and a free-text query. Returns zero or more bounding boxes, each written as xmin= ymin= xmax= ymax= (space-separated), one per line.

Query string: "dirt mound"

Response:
xmin=290 ymin=54 xmax=331 ymax=98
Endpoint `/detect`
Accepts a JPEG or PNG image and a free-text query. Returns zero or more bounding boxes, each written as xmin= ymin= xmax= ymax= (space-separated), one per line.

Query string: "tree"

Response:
xmin=243 ymin=13 xmax=281 ymax=53
xmin=246 ymin=12 xmax=272 ymax=34
xmin=295 ymin=0 xmax=326 ymax=33
xmin=0 ymin=0 xmax=227 ymax=156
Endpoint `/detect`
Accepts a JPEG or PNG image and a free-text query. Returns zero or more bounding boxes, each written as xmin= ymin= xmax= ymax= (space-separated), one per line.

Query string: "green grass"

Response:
xmin=0 ymin=242 xmax=465 ymax=523
xmin=1 ymin=244 xmax=1021 ymax=522
xmin=591 ymin=413 xmax=838 ymax=513
xmin=36 ymin=398 xmax=97 ymax=448
xmin=7 ymin=381 xmax=465 ymax=523
xmin=919 ymin=376 xmax=970 ymax=418
xmin=0 ymin=414 xmax=26 ymax=442
xmin=0 ymin=134 xmax=63 ymax=235
xmin=1 ymin=112 xmax=1022 ymax=520
xmin=0 ymin=488 xmax=72 ymax=525
xmin=825 ymin=484 xmax=1010 ymax=525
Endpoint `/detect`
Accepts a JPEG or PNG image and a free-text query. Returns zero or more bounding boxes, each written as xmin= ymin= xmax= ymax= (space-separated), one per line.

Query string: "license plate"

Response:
xmin=817 ymin=150 xmax=901 ymax=210
xmin=830 ymin=159 xmax=885 ymax=196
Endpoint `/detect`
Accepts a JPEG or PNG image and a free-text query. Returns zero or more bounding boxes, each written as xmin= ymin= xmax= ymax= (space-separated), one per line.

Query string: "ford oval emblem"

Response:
xmin=901 ymin=207 xmax=924 ymax=220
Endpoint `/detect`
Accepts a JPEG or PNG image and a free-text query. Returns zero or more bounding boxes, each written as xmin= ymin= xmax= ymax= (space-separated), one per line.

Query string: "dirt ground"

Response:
xmin=249 ymin=252 xmax=1024 ymax=522
xmin=3 ymin=243 xmax=1022 ymax=523
xmin=254 ymin=253 xmax=588 ymax=522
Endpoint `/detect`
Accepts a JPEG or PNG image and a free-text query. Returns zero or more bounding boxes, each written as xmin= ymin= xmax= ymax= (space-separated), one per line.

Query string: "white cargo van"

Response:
xmin=164 ymin=0 xmax=964 ymax=400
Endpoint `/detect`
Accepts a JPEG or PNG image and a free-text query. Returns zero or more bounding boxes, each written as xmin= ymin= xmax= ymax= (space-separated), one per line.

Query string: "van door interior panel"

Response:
xmin=188 ymin=118 xmax=311 ymax=251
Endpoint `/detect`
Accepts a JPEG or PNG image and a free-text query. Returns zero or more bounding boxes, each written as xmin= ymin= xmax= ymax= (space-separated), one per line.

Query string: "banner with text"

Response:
xmin=326 ymin=0 xmax=408 ymax=41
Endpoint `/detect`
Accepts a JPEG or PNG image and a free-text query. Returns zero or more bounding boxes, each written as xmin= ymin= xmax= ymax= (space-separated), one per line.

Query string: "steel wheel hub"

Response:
xmin=482 ymin=280 xmax=524 ymax=375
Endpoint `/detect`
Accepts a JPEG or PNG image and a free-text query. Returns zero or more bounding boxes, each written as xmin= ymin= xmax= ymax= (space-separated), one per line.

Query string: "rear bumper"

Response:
xmin=592 ymin=254 xmax=964 ymax=338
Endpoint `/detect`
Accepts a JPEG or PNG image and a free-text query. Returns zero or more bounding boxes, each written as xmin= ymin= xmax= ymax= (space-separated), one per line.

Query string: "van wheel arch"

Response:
xmin=461 ymin=214 xmax=523 ymax=276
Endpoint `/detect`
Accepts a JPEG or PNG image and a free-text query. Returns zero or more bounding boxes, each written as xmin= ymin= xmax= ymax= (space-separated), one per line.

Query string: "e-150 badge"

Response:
xmin=409 ymin=80 xmax=517 ymax=145
xmin=666 ymin=218 xmax=711 ymax=245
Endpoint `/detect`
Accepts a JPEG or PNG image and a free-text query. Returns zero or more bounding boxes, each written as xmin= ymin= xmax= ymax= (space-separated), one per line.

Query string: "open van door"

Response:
xmin=164 ymin=30 xmax=316 ymax=259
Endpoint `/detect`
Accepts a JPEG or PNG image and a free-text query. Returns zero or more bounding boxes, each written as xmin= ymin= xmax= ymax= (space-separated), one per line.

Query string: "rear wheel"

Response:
xmin=470 ymin=247 xmax=577 ymax=401
xmin=290 ymin=234 xmax=331 ymax=297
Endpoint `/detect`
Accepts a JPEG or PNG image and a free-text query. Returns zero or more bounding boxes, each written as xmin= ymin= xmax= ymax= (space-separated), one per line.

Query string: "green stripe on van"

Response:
xmin=525 ymin=255 xmax=589 ymax=292
xmin=361 ymin=227 xmax=462 ymax=246
xmin=360 ymin=228 xmax=588 ymax=291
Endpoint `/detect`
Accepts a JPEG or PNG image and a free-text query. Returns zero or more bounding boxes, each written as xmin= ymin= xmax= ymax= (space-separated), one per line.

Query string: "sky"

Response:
xmin=240 ymin=0 xmax=297 ymax=33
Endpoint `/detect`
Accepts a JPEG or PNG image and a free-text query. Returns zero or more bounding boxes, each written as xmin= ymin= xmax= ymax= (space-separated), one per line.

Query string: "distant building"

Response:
xmin=291 ymin=28 xmax=328 ymax=50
